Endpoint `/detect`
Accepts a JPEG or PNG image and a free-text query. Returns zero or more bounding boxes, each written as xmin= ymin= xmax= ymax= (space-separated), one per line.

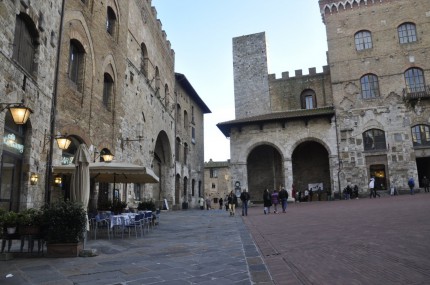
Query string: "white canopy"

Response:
xmin=53 ymin=161 xmax=159 ymax=184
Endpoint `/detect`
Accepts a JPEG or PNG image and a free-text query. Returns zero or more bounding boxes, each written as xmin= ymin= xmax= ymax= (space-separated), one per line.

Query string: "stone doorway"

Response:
xmin=292 ymin=141 xmax=331 ymax=197
xmin=416 ymin=156 xmax=430 ymax=187
xmin=246 ymin=145 xmax=283 ymax=201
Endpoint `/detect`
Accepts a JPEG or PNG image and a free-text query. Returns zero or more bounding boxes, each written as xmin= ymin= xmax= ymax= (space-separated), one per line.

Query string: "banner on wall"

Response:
xmin=308 ymin=183 xmax=323 ymax=191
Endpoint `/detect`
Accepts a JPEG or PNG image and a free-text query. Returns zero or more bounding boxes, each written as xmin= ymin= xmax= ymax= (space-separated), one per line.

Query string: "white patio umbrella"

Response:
xmin=70 ymin=144 xmax=91 ymax=231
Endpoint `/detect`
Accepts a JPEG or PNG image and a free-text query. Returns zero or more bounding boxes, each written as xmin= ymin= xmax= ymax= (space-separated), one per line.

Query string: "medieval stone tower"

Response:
xmin=233 ymin=32 xmax=271 ymax=119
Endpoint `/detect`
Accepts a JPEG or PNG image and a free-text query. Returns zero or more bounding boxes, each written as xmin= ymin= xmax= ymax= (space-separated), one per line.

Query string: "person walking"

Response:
xmin=408 ymin=177 xmax=415 ymax=195
xmin=263 ymin=189 xmax=272 ymax=214
xmin=198 ymin=197 xmax=204 ymax=210
xmin=219 ymin=197 xmax=223 ymax=210
xmin=240 ymin=189 xmax=250 ymax=216
xmin=227 ymin=191 xmax=238 ymax=216
xmin=292 ymin=184 xmax=297 ymax=203
xmin=278 ymin=187 xmax=289 ymax=213
xmin=369 ymin=177 xmax=376 ymax=198
xmin=205 ymin=197 xmax=212 ymax=210
xmin=422 ymin=176 xmax=429 ymax=193
xmin=271 ymin=189 xmax=280 ymax=213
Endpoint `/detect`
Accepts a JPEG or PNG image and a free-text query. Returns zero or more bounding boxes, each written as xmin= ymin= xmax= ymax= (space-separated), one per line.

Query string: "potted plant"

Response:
xmin=41 ymin=200 xmax=87 ymax=257
xmin=0 ymin=211 xmax=19 ymax=234
xmin=17 ymin=208 xmax=43 ymax=235
xmin=111 ymin=199 xmax=127 ymax=214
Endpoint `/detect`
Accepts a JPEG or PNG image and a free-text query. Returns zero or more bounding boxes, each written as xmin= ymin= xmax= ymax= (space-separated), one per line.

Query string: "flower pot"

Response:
xmin=46 ymin=242 xmax=83 ymax=258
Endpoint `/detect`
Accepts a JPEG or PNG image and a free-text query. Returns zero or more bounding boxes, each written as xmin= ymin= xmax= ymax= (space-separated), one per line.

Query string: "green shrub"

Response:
xmin=41 ymin=200 xmax=87 ymax=244
xmin=137 ymin=200 xmax=156 ymax=211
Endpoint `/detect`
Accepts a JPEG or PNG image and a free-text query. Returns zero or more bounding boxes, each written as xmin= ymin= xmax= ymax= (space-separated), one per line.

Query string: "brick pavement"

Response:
xmin=243 ymin=194 xmax=430 ymax=285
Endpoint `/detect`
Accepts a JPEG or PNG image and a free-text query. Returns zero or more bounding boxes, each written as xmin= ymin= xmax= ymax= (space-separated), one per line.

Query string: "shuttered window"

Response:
xmin=69 ymin=40 xmax=86 ymax=92
xmin=13 ymin=15 xmax=37 ymax=74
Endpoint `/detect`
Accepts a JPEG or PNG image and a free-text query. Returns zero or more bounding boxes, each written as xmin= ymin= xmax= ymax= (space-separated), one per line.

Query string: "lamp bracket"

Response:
xmin=121 ymin=136 xmax=143 ymax=149
xmin=0 ymin=99 xmax=31 ymax=112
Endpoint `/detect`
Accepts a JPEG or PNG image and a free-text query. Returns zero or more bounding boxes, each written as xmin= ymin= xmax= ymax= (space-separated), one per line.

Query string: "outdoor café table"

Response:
xmin=110 ymin=213 xmax=138 ymax=238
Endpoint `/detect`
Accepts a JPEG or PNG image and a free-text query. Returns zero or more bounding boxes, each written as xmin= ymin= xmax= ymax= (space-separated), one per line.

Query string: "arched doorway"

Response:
xmin=0 ymin=112 xmax=27 ymax=211
xmin=292 ymin=141 xmax=331 ymax=198
xmin=247 ymin=145 xmax=283 ymax=200
xmin=153 ymin=130 xmax=171 ymax=208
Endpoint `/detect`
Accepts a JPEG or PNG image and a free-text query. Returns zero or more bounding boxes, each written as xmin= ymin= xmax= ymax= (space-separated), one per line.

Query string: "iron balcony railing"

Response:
xmin=403 ymin=85 xmax=430 ymax=100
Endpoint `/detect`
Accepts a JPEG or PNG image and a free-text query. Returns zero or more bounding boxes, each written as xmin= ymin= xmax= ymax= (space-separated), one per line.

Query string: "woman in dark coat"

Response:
xmin=263 ymin=188 xmax=272 ymax=214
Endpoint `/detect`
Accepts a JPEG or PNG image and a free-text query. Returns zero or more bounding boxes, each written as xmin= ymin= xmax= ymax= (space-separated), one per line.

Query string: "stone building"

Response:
xmin=0 ymin=0 xmax=210 ymax=212
xmin=204 ymin=159 xmax=233 ymax=207
xmin=218 ymin=0 xmax=430 ymax=201
xmin=0 ymin=0 xmax=63 ymax=211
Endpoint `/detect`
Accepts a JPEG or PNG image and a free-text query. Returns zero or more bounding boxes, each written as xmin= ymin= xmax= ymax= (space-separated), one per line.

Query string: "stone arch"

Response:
xmin=246 ymin=143 xmax=284 ymax=200
xmin=289 ymin=137 xmax=333 ymax=158
xmin=153 ymin=130 xmax=172 ymax=208
xmin=292 ymin=140 xmax=331 ymax=198
xmin=65 ymin=11 xmax=96 ymax=77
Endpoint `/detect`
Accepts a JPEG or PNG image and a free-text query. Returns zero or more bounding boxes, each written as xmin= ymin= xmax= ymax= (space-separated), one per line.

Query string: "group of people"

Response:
xmin=263 ymin=187 xmax=289 ymax=214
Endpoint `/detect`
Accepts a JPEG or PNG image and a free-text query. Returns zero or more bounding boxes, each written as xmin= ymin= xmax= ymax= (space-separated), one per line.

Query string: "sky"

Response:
xmin=152 ymin=1 xmax=329 ymax=162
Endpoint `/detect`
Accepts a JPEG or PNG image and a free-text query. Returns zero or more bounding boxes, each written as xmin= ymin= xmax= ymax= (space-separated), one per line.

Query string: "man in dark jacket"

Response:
xmin=278 ymin=187 xmax=289 ymax=213
xmin=240 ymin=189 xmax=250 ymax=216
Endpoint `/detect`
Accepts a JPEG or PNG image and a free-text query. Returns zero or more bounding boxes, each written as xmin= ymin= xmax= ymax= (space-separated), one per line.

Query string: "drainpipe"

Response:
xmin=45 ymin=0 xmax=66 ymax=205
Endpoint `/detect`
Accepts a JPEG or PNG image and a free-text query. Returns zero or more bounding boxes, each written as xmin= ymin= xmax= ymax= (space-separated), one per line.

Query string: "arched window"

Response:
xmin=300 ymin=89 xmax=316 ymax=109
xmin=69 ymin=40 xmax=85 ymax=92
xmin=164 ymin=84 xmax=169 ymax=106
xmin=175 ymin=137 xmax=181 ymax=162
xmin=404 ymin=68 xmax=425 ymax=93
xmin=363 ymin=129 xmax=386 ymax=151
xmin=184 ymin=110 xmax=188 ymax=129
xmin=103 ymin=73 xmax=114 ymax=111
xmin=355 ymin=30 xmax=372 ymax=51
xmin=140 ymin=43 xmax=148 ymax=77
xmin=183 ymin=142 xmax=188 ymax=164
xmin=360 ymin=74 xmax=380 ymax=99
xmin=411 ymin=125 xmax=430 ymax=147
xmin=191 ymin=179 xmax=195 ymax=197
xmin=13 ymin=14 xmax=38 ymax=74
xmin=155 ymin=67 xmax=160 ymax=96
xmin=398 ymin=22 xmax=417 ymax=44
xmin=106 ymin=7 xmax=117 ymax=37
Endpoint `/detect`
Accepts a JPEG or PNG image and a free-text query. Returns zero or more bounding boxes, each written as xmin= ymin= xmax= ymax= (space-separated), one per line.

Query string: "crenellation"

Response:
xmin=295 ymin=69 xmax=303 ymax=77
xmin=282 ymin=71 xmax=289 ymax=79
xmin=309 ymin=67 xmax=317 ymax=75
xmin=268 ymin=74 xmax=276 ymax=80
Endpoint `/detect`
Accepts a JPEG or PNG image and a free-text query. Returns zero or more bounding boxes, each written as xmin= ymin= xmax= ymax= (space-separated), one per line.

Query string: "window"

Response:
xmin=210 ymin=168 xmax=218 ymax=178
xmin=184 ymin=110 xmax=188 ymax=129
xmin=183 ymin=143 xmax=188 ymax=164
xmin=191 ymin=106 xmax=195 ymax=124
xmin=175 ymin=137 xmax=180 ymax=162
xmin=398 ymin=23 xmax=417 ymax=44
xmin=355 ymin=30 xmax=372 ymax=51
xmin=404 ymin=68 xmax=425 ymax=93
xmin=305 ymin=96 xmax=313 ymax=109
xmin=360 ymin=74 xmax=380 ymax=99
xmin=301 ymin=90 xmax=316 ymax=109
xmin=103 ymin=73 xmax=114 ymax=111
xmin=140 ymin=43 xmax=148 ymax=77
xmin=191 ymin=127 xmax=196 ymax=144
xmin=106 ymin=7 xmax=117 ymax=37
xmin=13 ymin=14 xmax=38 ymax=74
xmin=211 ymin=183 xmax=216 ymax=189
xmin=69 ymin=40 xmax=85 ymax=92
xmin=164 ymin=84 xmax=169 ymax=106
xmin=155 ymin=67 xmax=160 ymax=95
xmin=363 ymin=129 xmax=386 ymax=151
xmin=412 ymin=125 xmax=430 ymax=147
